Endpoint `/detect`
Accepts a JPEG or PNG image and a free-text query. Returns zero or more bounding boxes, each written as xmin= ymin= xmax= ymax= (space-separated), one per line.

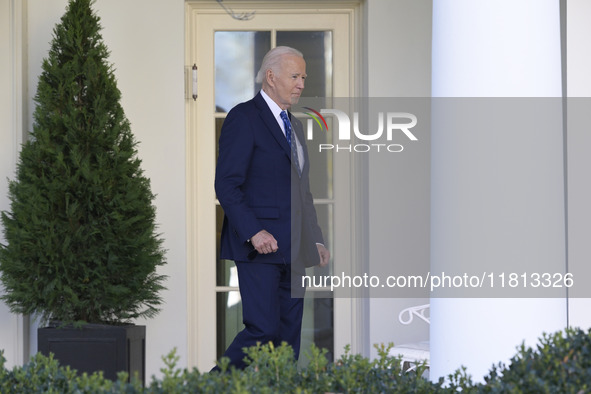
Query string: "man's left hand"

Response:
xmin=317 ymin=244 xmax=330 ymax=267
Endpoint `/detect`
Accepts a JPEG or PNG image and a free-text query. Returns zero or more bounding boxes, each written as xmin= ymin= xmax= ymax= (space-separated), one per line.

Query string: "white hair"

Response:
xmin=255 ymin=46 xmax=304 ymax=84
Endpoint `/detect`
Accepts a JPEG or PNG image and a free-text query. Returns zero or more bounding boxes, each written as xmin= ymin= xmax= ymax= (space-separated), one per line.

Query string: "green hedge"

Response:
xmin=1 ymin=327 xmax=591 ymax=393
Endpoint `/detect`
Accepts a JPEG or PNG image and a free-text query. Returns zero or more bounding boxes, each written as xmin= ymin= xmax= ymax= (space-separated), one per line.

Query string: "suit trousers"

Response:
xmin=218 ymin=260 xmax=305 ymax=370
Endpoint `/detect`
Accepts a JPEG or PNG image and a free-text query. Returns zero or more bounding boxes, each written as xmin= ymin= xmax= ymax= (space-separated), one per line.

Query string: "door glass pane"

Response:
xmin=216 ymin=291 xmax=242 ymax=359
xmin=309 ymin=203 xmax=333 ymax=277
xmin=215 ymin=30 xmax=335 ymax=366
xmin=215 ymin=117 xmax=224 ymax=162
xmin=215 ymin=31 xmax=271 ymax=113
xmin=276 ymin=31 xmax=333 ymax=98
xmin=300 ymin=298 xmax=334 ymax=366
xmin=216 ymin=205 xmax=237 ymax=287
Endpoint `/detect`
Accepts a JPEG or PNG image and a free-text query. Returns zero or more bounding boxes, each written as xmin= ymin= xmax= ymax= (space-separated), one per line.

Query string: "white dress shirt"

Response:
xmin=260 ymin=90 xmax=304 ymax=170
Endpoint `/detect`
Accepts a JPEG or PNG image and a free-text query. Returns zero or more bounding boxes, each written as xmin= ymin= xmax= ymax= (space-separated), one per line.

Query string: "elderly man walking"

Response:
xmin=213 ymin=46 xmax=330 ymax=370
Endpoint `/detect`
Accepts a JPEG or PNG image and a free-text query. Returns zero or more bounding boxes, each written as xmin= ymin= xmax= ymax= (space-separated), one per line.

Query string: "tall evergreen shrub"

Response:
xmin=0 ymin=0 xmax=166 ymax=325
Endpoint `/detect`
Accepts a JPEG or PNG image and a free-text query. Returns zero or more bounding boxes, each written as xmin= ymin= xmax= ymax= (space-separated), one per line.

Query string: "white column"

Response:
xmin=431 ymin=0 xmax=567 ymax=381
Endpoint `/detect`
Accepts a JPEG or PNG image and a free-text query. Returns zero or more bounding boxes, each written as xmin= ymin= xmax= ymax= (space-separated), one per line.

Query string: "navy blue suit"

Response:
xmin=214 ymin=92 xmax=324 ymax=369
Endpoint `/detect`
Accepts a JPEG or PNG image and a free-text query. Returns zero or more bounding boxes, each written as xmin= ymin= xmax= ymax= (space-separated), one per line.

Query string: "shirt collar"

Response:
xmin=260 ymin=89 xmax=287 ymax=130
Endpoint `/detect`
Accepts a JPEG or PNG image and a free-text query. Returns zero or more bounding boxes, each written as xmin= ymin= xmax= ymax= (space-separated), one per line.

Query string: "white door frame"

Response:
xmin=185 ymin=0 xmax=365 ymax=371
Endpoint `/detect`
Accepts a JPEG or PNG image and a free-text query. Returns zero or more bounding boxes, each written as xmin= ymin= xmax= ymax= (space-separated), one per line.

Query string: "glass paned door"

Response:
xmin=187 ymin=3 xmax=355 ymax=371
xmin=213 ymin=30 xmax=335 ymax=364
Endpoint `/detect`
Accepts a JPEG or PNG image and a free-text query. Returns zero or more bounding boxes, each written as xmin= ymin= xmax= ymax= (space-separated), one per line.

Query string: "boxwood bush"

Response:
xmin=475 ymin=327 xmax=591 ymax=393
xmin=1 ymin=327 xmax=590 ymax=393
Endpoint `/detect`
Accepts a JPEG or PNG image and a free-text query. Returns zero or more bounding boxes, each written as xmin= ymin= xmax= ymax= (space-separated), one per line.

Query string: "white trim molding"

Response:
xmin=0 ymin=0 xmax=28 ymax=367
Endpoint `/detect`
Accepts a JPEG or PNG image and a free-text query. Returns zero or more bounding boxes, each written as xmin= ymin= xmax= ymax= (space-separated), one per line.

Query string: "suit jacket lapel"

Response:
xmin=254 ymin=93 xmax=291 ymax=157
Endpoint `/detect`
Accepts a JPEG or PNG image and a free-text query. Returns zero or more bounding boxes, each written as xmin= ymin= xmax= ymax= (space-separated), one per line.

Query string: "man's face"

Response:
xmin=266 ymin=54 xmax=306 ymax=110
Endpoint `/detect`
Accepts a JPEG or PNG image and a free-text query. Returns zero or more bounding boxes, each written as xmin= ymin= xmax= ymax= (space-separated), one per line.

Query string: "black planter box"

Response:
xmin=38 ymin=324 xmax=145 ymax=385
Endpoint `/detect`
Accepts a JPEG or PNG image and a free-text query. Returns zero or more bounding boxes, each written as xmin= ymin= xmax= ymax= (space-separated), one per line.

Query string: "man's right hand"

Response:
xmin=250 ymin=230 xmax=278 ymax=254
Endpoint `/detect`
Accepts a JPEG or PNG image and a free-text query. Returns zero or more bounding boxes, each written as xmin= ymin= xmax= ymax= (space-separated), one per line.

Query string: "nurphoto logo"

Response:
xmin=303 ymin=107 xmax=418 ymax=153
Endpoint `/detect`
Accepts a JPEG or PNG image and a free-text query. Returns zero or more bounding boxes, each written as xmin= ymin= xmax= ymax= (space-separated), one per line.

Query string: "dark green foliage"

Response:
xmin=2 ymin=329 xmax=591 ymax=393
xmin=476 ymin=327 xmax=591 ymax=393
xmin=0 ymin=343 xmax=446 ymax=393
xmin=0 ymin=349 xmax=143 ymax=393
xmin=0 ymin=0 xmax=166 ymax=325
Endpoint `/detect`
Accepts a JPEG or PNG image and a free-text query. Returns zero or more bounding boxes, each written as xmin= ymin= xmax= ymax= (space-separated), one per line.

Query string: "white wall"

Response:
xmin=96 ymin=1 xmax=187 ymax=378
xmin=12 ymin=0 xmax=187 ymax=379
xmin=565 ymin=0 xmax=591 ymax=329
xmin=366 ymin=0 xmax=432 ymax=97
xmin=365 ymin=0 xmax=432 ymax=359
xmin=566 ymin=0 xmax=591 ymax=97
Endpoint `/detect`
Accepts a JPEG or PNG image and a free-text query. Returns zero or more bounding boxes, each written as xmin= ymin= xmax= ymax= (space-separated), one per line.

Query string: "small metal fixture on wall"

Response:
xmin=216 ymin=0 xmax=255 ymax=21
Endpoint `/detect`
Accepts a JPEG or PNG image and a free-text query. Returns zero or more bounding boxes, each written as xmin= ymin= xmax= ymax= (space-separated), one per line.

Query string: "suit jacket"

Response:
xmin=215 ymin=92 xmax=324 ymax=267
